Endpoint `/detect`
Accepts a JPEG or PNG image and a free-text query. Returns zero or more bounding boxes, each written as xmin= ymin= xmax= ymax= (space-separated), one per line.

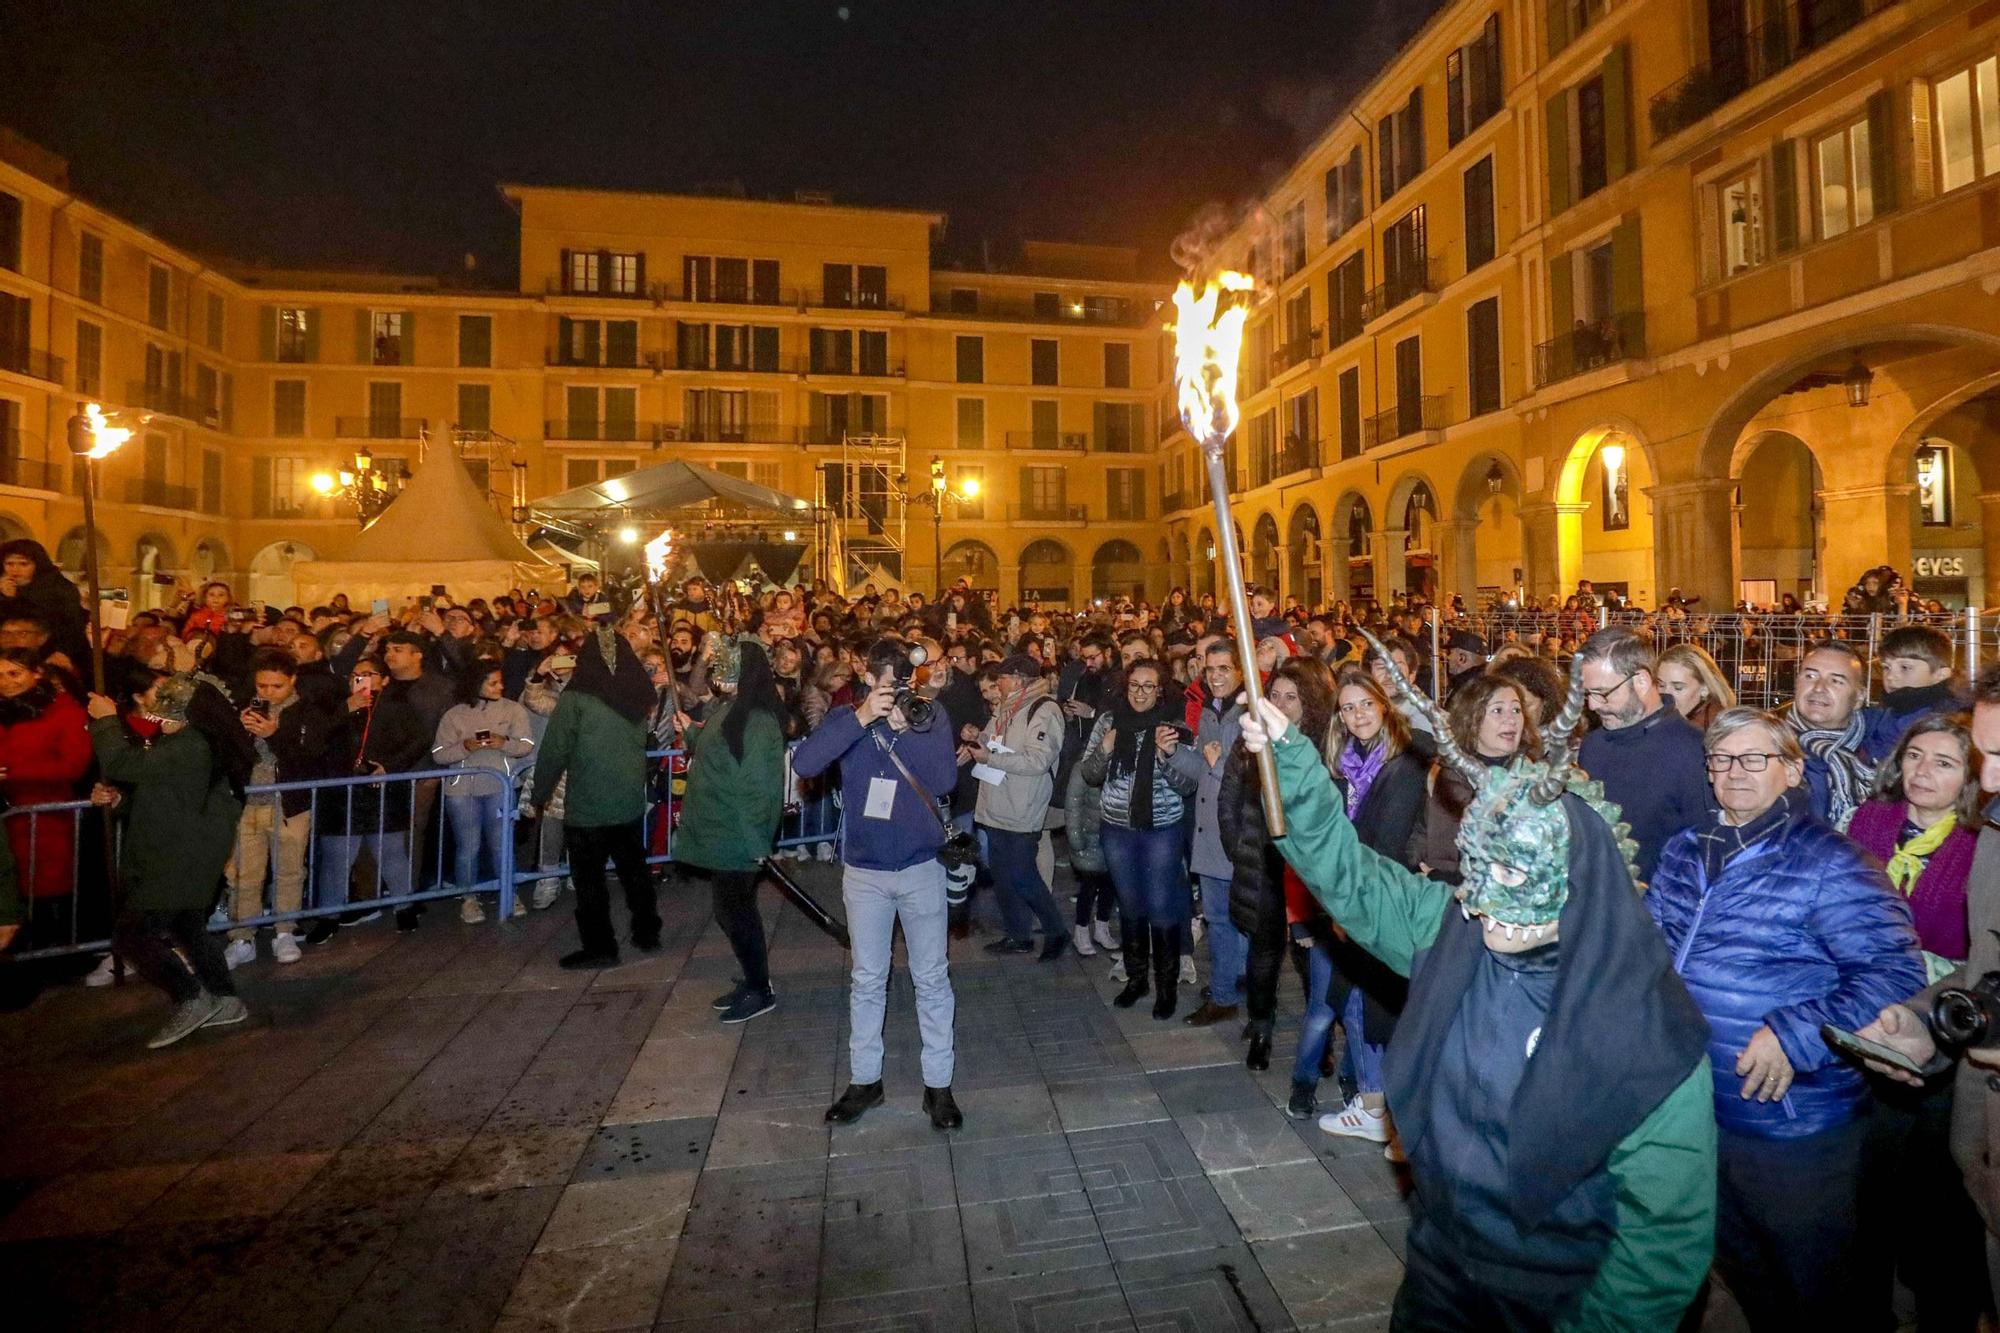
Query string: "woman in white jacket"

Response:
xmin=433 ymin=661 xmax=535 ymax=923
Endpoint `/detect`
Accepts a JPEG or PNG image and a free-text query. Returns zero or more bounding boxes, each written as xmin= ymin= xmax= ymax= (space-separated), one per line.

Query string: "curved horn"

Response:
xmin=1355 ymin=629 xmax=1484 ymax=789
xmin=1529 ymin=650 xmax=1591 ymax=803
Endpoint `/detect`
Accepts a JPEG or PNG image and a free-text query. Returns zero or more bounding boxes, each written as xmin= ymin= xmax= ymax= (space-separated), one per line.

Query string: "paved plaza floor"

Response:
xmin=0 ymin=864 xmax=1751 ymax=1331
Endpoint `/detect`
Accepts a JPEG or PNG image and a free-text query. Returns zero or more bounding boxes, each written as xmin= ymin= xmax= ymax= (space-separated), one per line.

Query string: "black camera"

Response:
xmin=889 ymin=645 xmax=935 ymax=732
xmin=1932 ymin=971 xmax=2000 ymax=1051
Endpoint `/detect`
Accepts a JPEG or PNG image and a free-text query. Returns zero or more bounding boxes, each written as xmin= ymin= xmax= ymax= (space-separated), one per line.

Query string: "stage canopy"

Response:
xmin=292 ymin=448 xmax=564 ymax=604
xmin=529 ymin=459 xmax=812 ymax=519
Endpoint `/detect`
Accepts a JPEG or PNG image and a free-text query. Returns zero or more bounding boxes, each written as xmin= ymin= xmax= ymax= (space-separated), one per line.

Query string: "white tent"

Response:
xmin=292 ymin=445 xmax=564 ymax=604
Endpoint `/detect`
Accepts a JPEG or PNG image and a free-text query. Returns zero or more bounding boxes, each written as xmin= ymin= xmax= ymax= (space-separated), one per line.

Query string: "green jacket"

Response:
xmin=672 ymin=701 xmax=785 ymax=872
xmin=92 ymin=718 xmax=243 ymax=913
xmin=1267 ymin=730 xmax=1716 ymax=1332
xmin=529 ymin=689 xmax=648 ymax=829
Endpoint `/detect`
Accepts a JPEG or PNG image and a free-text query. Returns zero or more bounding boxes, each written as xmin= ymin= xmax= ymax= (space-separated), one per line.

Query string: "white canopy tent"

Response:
xmin=292 ymin=446 xmax=565 ymax=604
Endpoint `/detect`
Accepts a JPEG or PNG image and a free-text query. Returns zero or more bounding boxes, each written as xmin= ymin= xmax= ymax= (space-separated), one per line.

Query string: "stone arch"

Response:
xmin=248 ymin=540 xmax=315 ymax=608
xmin=1018 ymin=537 xmax=1073 ymax=607
xmin=1733 ymin=431 xmax=1824 ymax=609
xmin=1193 ymin=527 xmax=1216 ymax=600
xmin=133 ymin=532 xmax=180 ymax=611
xmin=0 ymin=511 xmax=32 ymax=544
xmin=1250 ymin=513 xmax=1280 ymax=590
xmin=1554 ymin=423 xmax=1660 ymax=606
xmin=55 ymin=526 xmax=111 ymax=576
xmin=191 ymin=537 xmax=229 ymax=582
xmin=942 ymin=539 xmax=1000 ymax=592
xmin=1331 ymin=491 xmax=1374 ymax=607
xmin=1091 ymin=539 xmax=1146 ymax=603
xmin=1286 ymin=501 xmax=1323 ymax=610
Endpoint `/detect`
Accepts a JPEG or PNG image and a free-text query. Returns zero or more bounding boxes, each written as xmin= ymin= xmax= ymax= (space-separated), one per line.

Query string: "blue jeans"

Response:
xmin=1199 ymin=873 xmax=1247 ymax=1005
xmin=445 ymin=790 xmax=509 ymax=892
xmin=1292 ymin=937 xmax=1337 ymax=1084
xmin=980 ymin=826 xmax=1065 ymax=939
xmin=843 ymin=860 xmax=955 ymax=1087
xmin=315 ymin=830 xmax=413 ymax=908
xmin=1342 ymin=987 xmax=1385 ymax=1094
xmin=1100 ymin=823 xmax=1190 ymax=925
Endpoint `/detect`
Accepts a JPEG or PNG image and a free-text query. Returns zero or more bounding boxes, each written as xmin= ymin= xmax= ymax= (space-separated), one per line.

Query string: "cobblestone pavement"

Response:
xmin=0 ymin=864 xmax=1751 ymax=1331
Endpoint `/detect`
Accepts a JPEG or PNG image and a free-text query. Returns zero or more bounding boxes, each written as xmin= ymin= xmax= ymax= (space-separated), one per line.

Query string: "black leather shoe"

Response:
xmin=631 ymin=933 xmax=662 ymax=952
xmin=983 ymin=937 xmax=1034 ymax=954
xmin=1246 ymin=1032 xmax=1272 ymax=1072
xmin=1037 ymin=934 xmax=1066 ymax=962
xmin=923 ymin=1085 xmax=963 ymax=1130
xmin=1112 ymin=977 xmax=1150 ymax=1008
xmin=303 ymin=920 xmax=338 ymax=947
xmin=394 ymin=906 xmax=421 ymax=933
xmin=558 ymin=948 xmax=618 ymax=970
xmin=1182 ymin=1001 xmax=1239 ymax=1028
xmin=825 ymin=1081 xmax=884 ymax=1124
xmin=1286 ymin=1079 xmax=1318 ymax=1120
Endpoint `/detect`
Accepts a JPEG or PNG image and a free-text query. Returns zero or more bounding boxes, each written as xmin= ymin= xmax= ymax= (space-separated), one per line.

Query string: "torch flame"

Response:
xmin=83 ymin=403 xmax=132 ymax=460
xmin=1172 ymin=271 xmax=1255 ymax=448
xmin=643 ymin=528 xmax=675 ymax=584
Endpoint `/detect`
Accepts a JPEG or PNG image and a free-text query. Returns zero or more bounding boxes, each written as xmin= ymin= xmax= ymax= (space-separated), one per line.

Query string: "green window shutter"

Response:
xmin=1545 ymin=0 xmax=1572 ymax=60
xmin=252 ymin=457 xmax=271 ymax=515
xmin=259 ymin=305 xmax=277 ymax=361
xmin=1611 ymin=216 xmax=1644 ymax=320
xmin=582 ymin=321 xmax=601 ymax=364
xmin=1868 ymin=89 xmax=1898 ymax=215
xmin=1602 ymin=43 xmax=1632 ymax=181
xmin=1545 ymin=91 xmax=1573 ymax=216
xmin=559 ymin=248 xmax=572 ymax=295
xmin=1548 ymin=251 xmax=1575 ymax=337
xmin=302 ymin=309 xmax=320 ymax=362
xmin=355 ymin=308 xmax=371 ymax=363
xmin=558 ymin=317 xmax=574 ymax=362
xmin=401 ymin=311 xmax=415 ymax=365
xmin=1771 ymin=139 xmax=1799 ymax=254
xmin=221 ymin=373 xmax=234 ymax=430
xmin=606 ymin=320 xmax=637 ymax=366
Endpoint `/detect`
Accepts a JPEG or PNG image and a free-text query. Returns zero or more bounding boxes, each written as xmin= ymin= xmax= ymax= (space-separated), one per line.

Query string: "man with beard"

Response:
xmin=1780 ymin=641 xmax=1877 ymax=830
xmin=1443 ymin=629 xmax=1489 ymax=703
xmin=1576 ymin=627 xmax=1711 ymax=884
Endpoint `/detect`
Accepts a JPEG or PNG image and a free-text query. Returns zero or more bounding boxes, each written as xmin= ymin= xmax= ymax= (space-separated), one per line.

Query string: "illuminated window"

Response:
xmin=1720 ymin=169 xmax=1765 ymax=275
xmin=1814 ymin=117 xmax=1874 ymax=238
xmin=1936 ymin=56 xmax=2000 ymax=192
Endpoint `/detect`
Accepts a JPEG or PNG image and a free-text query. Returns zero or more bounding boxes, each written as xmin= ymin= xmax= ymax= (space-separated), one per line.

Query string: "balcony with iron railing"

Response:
xmin=1161 ymin=489 xmax=1195 ymax=513
xmin=1649 ymin=0 xmax=1896 ymax=141
xmin=1362 ymin=395 xmax=1452 ymax=449
xmin=0 ymin=432 xmax=66 ymax=492
xmin=543 ymin=278 xmax=654 ymax=301
xmin=1275 ymin=435 xmax=1322 ymax=480
xmin=1533 ymin=311 xmax=1647 ymax=389
xmin=1005 ymin=430 xmax=1091 ymax=453
xmin=676 ymin=422 xmax=806 ymax=445
xmin=546 ymin=346 xmax=647 ymax=370
xmin=806 ymin=357 xmax=905 ymax=378
xmin=1007 ymin=500 xmax=1088 ymax=523
xmin=662 ymin=284 xmax=793 ymax=308
xmin=334 ymin=415 xmax=426 ymax=440
xmin=673 ymin=355 xmax=797 ymax=375
xmin=932 ymin=297 xmax=1144 ymax=328
xmin=545 ymin=419 xmax=668 ymax=444
xmin=1362 ymin=258 xmax=1442 ymax=322
xmin=128 ymin=380 xmax=217 ymax=426
xmin=0 ymin=343 xmax=64 ymax=385
xmin=124 ymin=479 xmax=199 ymax=511
xmin=1271 ymin=332 xmax=1322 ymax=379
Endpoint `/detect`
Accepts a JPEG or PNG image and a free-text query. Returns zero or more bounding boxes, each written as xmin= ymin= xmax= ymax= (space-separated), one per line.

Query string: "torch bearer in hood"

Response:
xmin=1172 ymin=272 xmax=1283 ymax=833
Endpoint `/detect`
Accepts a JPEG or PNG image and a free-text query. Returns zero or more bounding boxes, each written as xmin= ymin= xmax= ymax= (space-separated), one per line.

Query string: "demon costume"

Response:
xmin=1258 ymin=641 xmax=1716 ymax=1331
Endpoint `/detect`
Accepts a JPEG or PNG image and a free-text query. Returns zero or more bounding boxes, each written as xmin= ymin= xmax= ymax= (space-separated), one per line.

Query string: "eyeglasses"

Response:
xmin=1705 ymin=752 xmax=1785 ymax=774
xmin=1128 ymin=682 xmax=1161 ymax=694
xmin=1583 ymin=671 xmax=1637 ymax=703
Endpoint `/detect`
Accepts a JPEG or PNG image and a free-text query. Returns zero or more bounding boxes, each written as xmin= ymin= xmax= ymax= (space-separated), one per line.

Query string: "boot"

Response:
xmin=1113 ymin=919 xmax=1150 ymax=1008
xmin=1245 ymin=1018 xmax=1273 ymax=1072
xmin=1151 ymin=925 xmax=1180 ymax=1021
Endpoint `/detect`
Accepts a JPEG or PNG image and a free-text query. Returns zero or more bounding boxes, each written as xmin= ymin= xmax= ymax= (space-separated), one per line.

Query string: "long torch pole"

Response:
xmin=1202 ymin=441 xmax=1284 ymax=834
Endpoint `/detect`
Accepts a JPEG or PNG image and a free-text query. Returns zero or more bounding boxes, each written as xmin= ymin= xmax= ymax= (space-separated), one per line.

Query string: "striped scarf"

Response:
xmin=1784 ymin=705 xmax=1873 ymax=829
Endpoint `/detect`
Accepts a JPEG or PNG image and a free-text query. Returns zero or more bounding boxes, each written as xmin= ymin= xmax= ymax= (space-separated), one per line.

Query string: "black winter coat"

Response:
xmin=314 ymin=693 xmax=431 ymax=835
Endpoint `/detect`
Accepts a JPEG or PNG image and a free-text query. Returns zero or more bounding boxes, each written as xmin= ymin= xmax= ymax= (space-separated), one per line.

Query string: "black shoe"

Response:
xmin=394 ymin=906 xmax=421 ymax=933
xmin=1037 ymin=934 xmax=1066 ymax=963
xmin=1247 ymin=1032 xmax=1272 ymax=1072
xmin=303 ymin=919 xmax=339 ymax=947
xmin=1150 ymin=926 xmax=1179 ymax=1021
xmin=631 ymin=933 xmax=662 ymax=952
xmin=983 ymin=937 xmax=1034 ymax=955
xmin=719 ymin=989 xmax=776 ymax=1024
xmin=558 ymin=948 xmax=618 ymax=970
xmin=711 ymin=981 xmax=748 ymax=1011
xmin=825 ymin=1081 xmax=884 ymax=1124
xmin=923 ymin=1085 xmax=963 ymax=1131
xmin=1182 ymin=1001 xmax=1239 ymax=1028
xmin=1286 ymin=1079 xmax=1318 ymax=1120
xmin=1112 ymin=976 xmax=1150 ymax=1009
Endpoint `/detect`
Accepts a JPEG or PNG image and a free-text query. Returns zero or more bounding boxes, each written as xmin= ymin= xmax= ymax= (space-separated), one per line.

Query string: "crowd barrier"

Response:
xmin=1 ymin=743 xmax=843 ymax=965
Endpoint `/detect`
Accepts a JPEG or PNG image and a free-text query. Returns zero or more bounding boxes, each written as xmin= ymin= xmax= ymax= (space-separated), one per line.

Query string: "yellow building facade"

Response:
xmin=1158 ymin=0 xmax=2000 ymax=612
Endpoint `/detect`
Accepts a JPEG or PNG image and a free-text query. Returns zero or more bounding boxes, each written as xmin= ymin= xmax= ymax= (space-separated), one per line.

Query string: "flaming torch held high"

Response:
xmin=1173 ymin=272 xmax=1283 ymax=832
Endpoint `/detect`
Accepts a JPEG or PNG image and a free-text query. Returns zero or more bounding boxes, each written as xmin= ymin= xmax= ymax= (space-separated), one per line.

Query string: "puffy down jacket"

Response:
xmin=1647 ymin=792 xmax=1926 ymax=1139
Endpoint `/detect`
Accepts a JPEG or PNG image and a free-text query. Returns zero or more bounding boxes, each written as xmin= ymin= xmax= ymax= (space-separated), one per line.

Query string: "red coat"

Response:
xmin=0 ymin=692 xmax=93 ymax=896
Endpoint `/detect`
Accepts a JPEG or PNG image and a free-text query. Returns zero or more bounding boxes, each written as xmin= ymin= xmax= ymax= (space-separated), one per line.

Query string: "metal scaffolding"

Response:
xmin=813 ymin=432 xmax=908 ymax=592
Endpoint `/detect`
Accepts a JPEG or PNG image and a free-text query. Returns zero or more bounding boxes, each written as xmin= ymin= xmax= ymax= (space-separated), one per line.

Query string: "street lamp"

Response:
xmin=1843 ymin=356 xmax=1875 ymax=409
xmin=311 ymin=446 xmax=405 ymax=525
xmin=899 ymin=456 xmax=979 ymax=596
xmin=65 ymin=401 xmax=134 ymax=692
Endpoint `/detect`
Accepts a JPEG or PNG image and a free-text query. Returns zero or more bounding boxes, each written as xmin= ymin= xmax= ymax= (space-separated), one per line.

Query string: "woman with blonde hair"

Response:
xmin=1656 ymin=642 xmax=1735 ymax=732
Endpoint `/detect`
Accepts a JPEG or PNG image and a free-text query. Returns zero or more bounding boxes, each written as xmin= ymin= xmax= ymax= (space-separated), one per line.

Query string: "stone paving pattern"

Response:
xmin=0 ymin=864 xmax=1750 ymax=1331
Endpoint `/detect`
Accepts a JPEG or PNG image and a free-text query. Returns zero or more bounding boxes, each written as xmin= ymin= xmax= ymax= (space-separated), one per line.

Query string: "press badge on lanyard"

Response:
xmin=864 ymin=776 xmax=898 ymax=820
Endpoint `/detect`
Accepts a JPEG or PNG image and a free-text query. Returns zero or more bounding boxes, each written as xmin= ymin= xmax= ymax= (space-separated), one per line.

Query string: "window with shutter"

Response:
xmin=956 ymin=399 xmax=985 ymax=449
xmin=1464 ymin=156 xmax=1497 ymax=270
xmin=567 ymin=386 xmax=600 ymax=439
xmin=1467 ymin=297 xmax=1502 ymax=417
xmin=683 ymin=255 xmax=712 ymax=302
xmin=458 ymin=315 xmax=492 ymax=367
xmin=677 ymin=322 xmax=709 ymax=370
xmin=1105 ymin=342 xmax=1131 ymax=388
xmin=273 ymin=381 xmax=306 ymax=437
xmin=75 ymin=320 xmax=102 ymax=396
xmin=1338 ymin=367 xmax=1362 ymax=459
xmin=716 ymin=257 xmax=749 ymax=302
xmin=1773 ymin=138 xmax=1801 ymax=251
xmin=456 ymin=383 xmax=491 ymax=434
xmin=858 ymin=329 xmax=887 ymax=376
xmin=751 ymin=326 xmax=780 ymax=371
xmin=1031 ymin=339 xmax=1059 ymax=386
xmin=857 ymin=265 xmax=888 ymax=308
xmin=606 ymin=321 xmax=638 ymax=367
xmin=78 ymin=233 xmax=103 ymax=303
xmin=752 ymin=259 xmax=781 ymax=304
xmin=955 ymin=336 xmax=983 ymax=384
xmin=604 ymin=388 xmax=638 ymax=440
xmin=147 ymin=263 xmax=171 ymax=329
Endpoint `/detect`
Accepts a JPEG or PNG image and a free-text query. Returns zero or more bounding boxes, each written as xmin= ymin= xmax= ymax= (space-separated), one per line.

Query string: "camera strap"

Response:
xmin=873 ymin=730 xmax=954 ymax=840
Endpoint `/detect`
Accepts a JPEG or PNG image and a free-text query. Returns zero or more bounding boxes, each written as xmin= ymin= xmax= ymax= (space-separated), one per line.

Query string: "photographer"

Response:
xmin=1856 ymin=664 xmax=2000 ymax=1314
xmin=792 ymin=638 xmax=963 ymax=1131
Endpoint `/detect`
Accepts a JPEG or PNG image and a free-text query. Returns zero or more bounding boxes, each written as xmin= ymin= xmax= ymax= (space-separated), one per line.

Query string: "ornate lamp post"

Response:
xmin=898 ymin=456 xmax=980 ymax=596
xmin=65 ymin=401 xmax=134 ymax=692
xmin=310 ymin=446 xmax=405 ymax=525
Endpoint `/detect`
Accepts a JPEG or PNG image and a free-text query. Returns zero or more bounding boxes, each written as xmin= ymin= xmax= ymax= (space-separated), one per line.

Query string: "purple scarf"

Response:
xmin=1338 ymin=736 xmax=1389 ymax=817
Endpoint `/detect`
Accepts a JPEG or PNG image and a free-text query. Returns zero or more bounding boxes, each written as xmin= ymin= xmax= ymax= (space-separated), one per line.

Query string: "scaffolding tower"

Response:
xmin=813 ymin=432 xmax=908 ymax=592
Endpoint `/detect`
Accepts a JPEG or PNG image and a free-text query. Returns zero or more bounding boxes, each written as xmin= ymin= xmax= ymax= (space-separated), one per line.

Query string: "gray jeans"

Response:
xmin=843 ymin=859 xmax=955 ymax=1088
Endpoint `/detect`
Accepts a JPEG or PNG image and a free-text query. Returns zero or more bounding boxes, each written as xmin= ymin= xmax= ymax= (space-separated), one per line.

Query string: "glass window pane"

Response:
xmin=1938 ymin=70 xmax=1977 ymax=192
xmin=1979 ymin=58 xmax=2000 ymax=179
xmin=1817 ymin=132 xmax=1851 ymax=237
xmin=1850 ymin=120 xmax=1873 ymax=227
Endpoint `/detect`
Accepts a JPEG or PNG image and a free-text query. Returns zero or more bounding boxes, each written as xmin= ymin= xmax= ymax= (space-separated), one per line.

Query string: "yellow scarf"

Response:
xmin=1886 ymin=812 xmax=1956 ymax=897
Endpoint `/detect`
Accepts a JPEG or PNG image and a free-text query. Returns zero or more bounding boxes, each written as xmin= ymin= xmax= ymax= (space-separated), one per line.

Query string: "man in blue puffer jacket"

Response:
xmin=1647 ymin=707 xmax=1925 ymax=1330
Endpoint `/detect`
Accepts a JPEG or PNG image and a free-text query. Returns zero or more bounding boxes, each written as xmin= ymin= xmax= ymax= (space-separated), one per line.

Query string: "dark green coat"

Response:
xmin=673 ymin=701 xmax=784 ymax=873
xmin=91 ymin=718 xmax=242 ymax=913
xmin=529 ymin=690 xmax=648 ymax=829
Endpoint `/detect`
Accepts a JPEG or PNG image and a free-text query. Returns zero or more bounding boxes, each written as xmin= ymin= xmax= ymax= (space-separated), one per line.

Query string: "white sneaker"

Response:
xmin=1319 ymin=1102 xmax=1391 ymax=1143
xmin=531 ymin=881 xmax=561 ymax=910
xmin=223 ymin=939 xmax=256 ymax=970
xmin=83 ymin=954 xmax=117 ymax=987
xmin=1072 ymin=925 xmax=1097 ymax=958
xmin=1179 ymin=956 xmax=1197 ymax=987
xmin=460 ymin=896 xmax=487 ymax=925
xmin=1108 ymin=957 xmax=1128 ymax=984
xmin=271 ymin=933 xmax=302 ymax=965
xmin=1189 ymin=914 xmax=1205 ymax=944
xmin=1091 ymin=919 xmax=1118 ymax=953
xmin=511 ymin=896 xmax=527 ymax=919
xmin=815 ymin=842 xmax=836 ymax=862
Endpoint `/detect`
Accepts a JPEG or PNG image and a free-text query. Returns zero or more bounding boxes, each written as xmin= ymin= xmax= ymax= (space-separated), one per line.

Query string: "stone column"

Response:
xmin=1371 ymin=528 xmax=1410 ymax=599
xmin=1325 ymin=537 xmax=1350 ymax=609
xmin=1272 ymin=541 xmax=1290 ymax=604
xmin=1979 ymin=493 xmax=2000 ymax=609
xmin=1817 ymin=483 xmax=1914 ymax=602
xmin=1646 ymin=479 xmax=1737 ymax=609
xmin=1517 ymin=502 xmax=1579 ymax=601
xmin=1439 ymin=519 xmax=1480 ymax=602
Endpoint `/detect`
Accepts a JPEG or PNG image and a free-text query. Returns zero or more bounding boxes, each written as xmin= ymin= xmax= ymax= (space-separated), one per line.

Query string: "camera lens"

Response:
xmin=1933 ymin=988 xmax=1994 ymax=1050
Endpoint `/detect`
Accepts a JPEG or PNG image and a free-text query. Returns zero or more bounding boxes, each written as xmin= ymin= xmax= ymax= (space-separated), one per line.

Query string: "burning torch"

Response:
xmin=1173 ymin=273 xmax=1283 ymax=833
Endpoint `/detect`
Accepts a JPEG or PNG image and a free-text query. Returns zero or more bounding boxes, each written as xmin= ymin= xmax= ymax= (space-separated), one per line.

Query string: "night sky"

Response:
xmin=0 ymin=0 xmax=1444 ymax=285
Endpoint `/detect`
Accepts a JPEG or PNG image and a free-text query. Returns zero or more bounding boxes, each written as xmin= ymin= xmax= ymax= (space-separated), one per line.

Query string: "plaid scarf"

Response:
xmin=1784 ymin=705 xmax=1873 ymax=829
